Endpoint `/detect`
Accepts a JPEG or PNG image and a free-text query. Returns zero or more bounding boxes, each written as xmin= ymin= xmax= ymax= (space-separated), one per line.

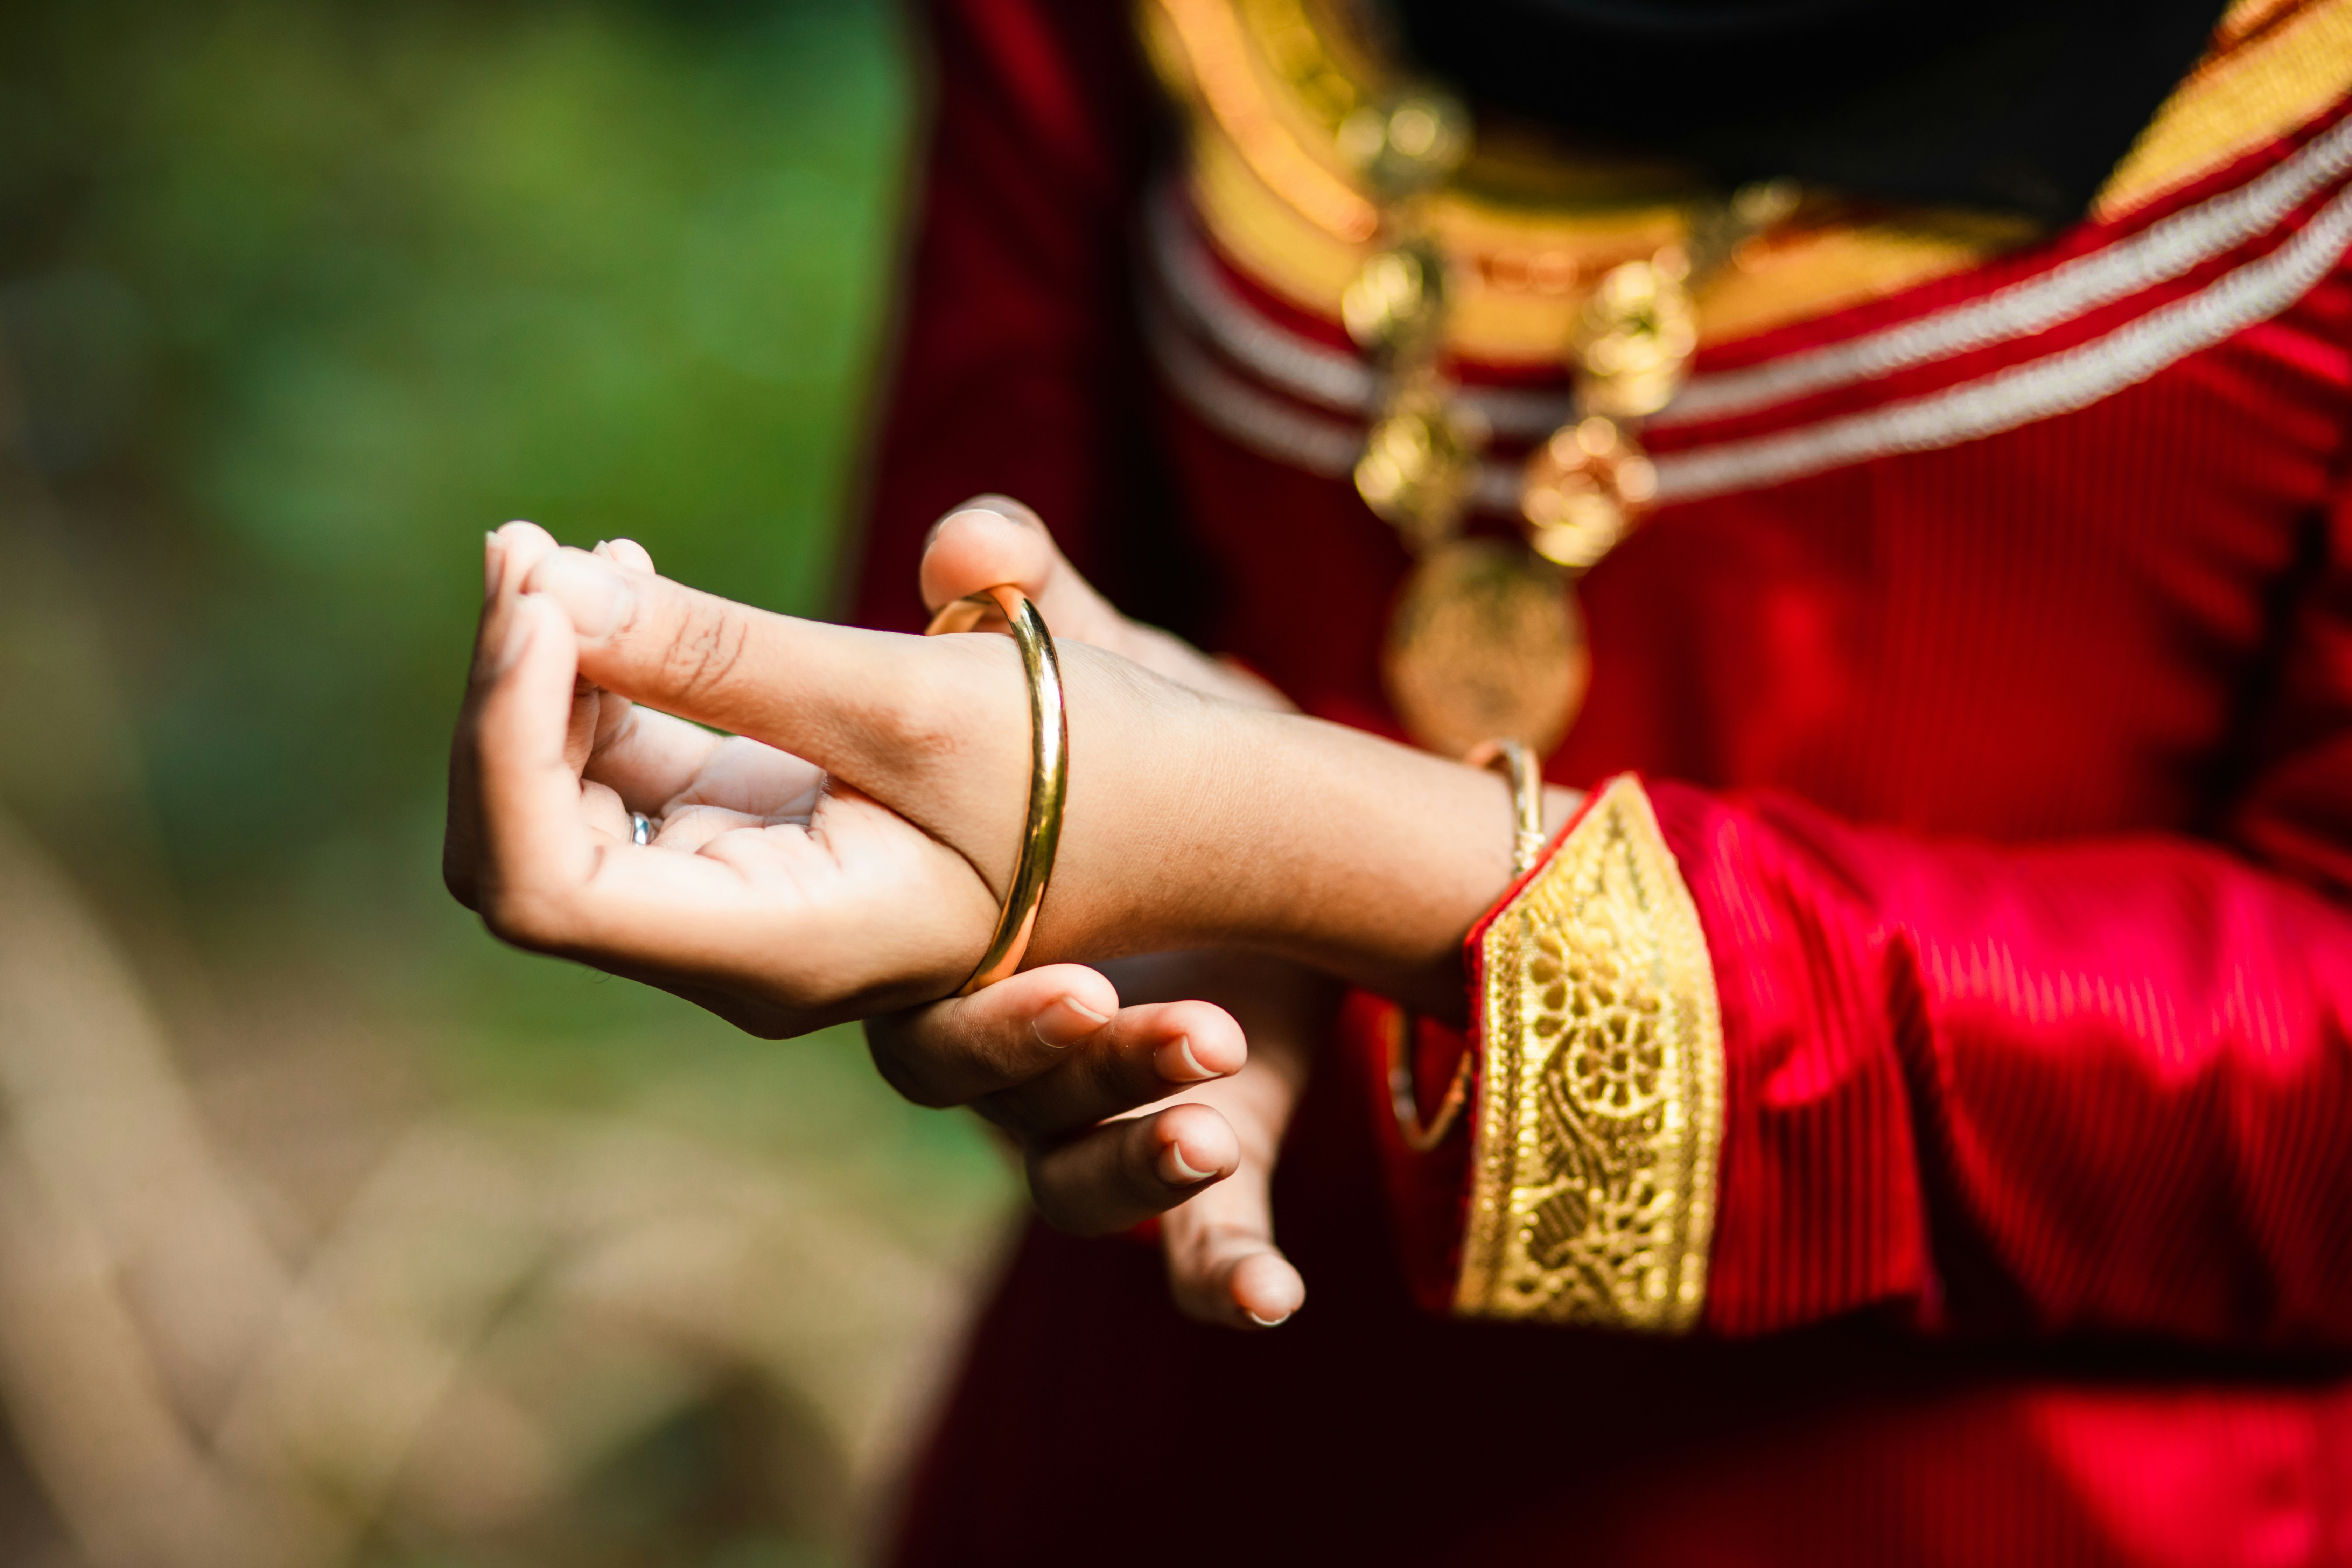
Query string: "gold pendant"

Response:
xmin=1382 ymin=538 xmax=1588 ymax=759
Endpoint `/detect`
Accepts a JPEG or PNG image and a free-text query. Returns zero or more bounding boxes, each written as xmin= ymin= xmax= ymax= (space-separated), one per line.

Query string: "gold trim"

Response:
xmin=1456 ymin=776 xmax=1723 ymax=1330
xmin=2098 ymin=0 xmax=2352 ymax=219
xmin=1142 ymin=0 xmax=2028 ymax=360
xmin=1147 ymin=0 xmax=1380 ymax=243
xmin=1147 ymin=0 xmax=2352 ymax=362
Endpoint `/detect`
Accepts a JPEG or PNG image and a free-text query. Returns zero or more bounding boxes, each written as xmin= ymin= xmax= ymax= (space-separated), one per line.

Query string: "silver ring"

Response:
xmin=630 ymin=812 xmax=653 ymax=846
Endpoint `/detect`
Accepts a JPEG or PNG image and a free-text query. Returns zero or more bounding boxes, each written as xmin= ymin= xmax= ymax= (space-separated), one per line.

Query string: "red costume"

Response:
xmin=854 ymin=1 xmax=2352 ymax=1560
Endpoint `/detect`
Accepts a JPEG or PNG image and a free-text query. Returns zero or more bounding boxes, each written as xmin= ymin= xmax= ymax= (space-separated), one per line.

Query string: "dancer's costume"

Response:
xmin=854 ymin=3 xmax=2352 ymax=1560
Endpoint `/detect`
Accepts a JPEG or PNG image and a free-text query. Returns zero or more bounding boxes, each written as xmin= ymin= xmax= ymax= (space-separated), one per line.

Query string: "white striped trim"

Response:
xmin=1145 ymin=187 xmax=1578 ymax=440
xmin=1148 ymin=114 xmax=2352 ymax=443
xmin=1146 ymin=187 xmax=2352 ymax=507
xmin=1652 ymin=114 xmax=2352 ymax=426
xmin=1141 ymin=298 xmax=1362 ymax=478
xmin=1143 ymin=295 xmax=1536 ymax=511
xmin=1649 ymin=183 xmax=2352 ymax=502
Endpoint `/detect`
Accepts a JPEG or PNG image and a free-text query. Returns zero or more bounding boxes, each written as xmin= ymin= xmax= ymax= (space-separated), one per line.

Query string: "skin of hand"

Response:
xmin=449 ymin=520 xmax=1566 ymax=1012
xmin=1103 ymin=950 xmax=1334 ymax=1330
xmin=876 ymin=498 xmax=1329 ymax=1328
xmin=446 ymin=503 xmax=1576 ymax=1316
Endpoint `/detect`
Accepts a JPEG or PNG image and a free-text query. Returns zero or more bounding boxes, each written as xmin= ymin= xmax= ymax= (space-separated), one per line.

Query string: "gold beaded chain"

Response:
xmin=1335 ymin=86 xmax=1795 ymax=760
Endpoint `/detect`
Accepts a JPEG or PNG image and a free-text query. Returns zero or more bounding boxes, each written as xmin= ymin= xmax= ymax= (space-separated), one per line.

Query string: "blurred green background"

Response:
xmin=0 ymin=3 xmax=1018 ymax=1564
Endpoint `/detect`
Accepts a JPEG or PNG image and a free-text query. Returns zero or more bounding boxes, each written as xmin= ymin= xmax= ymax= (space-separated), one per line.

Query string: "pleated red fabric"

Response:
xmin=855 ymin=1 xmax=2352 ymax=1561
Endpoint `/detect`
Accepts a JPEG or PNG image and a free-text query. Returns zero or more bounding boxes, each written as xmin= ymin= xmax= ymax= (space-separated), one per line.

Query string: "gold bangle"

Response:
xmin=1388 ymin=737 xmax=1547 ymax=1152
xmin=924 ymin=585 xmax=1068 ymax=995
xmin=1463 ymin=737 xmax=1547 ymax=878
xmin=1386 ymin=1005 xmax=1471 ymax=1154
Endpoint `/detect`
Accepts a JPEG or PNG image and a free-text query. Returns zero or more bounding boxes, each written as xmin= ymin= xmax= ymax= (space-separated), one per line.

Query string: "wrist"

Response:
xmin=1239 ymin=712 xmax=1520 ymax=1017
xmin=1070 ymin=686 xmax=1538 ymax=1015
xmin=1027 ymin=647 xmax=1571 ymax=1018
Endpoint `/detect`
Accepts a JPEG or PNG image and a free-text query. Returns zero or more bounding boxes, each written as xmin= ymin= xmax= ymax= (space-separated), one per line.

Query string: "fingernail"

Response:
xmin=1031 ymin=994 xmax=1111 ymax=1049
xmin=923 ymin=504 xmax=1007 ymax=552
xmin=1161 ymin=1141 xmax=1216 ymax=1185
xmin=484 ymin=532 xmax=506 ymax=600
xmin=1154 ymin=1035 xmax=1219 ymax=1084
xmin=1245 ymin=1310 xmax=1292 ymax=1328
xmin=532 ymin=551 xmax=633 ymax=640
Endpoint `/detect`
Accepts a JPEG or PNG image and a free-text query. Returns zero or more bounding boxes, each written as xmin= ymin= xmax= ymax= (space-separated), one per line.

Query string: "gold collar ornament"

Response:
xmin=1341 ymin=86 xmax=1794 ymax=760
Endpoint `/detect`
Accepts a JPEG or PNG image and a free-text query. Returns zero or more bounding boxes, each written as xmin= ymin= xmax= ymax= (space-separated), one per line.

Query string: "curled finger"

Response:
xmin=863 ymin=963 xmax=1124 ymax=1108
xmin=1024 ymin=1101 xmax=1238 ymax=1237
xmin=1161 ymin=1172 xmax=1305 ymax=1330
xmin=974 ymin=996 xmax=1244 ymax=1140
xmin=467 ymin=592 xmax=602 ymax=946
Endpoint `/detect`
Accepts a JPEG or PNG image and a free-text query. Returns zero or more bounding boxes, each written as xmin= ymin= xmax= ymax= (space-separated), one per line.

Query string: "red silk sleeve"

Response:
xmin=1652 ymin=478 xmax=2352 ymax=1344
xmin=847 ymin=0 xmax=1158 ymax=635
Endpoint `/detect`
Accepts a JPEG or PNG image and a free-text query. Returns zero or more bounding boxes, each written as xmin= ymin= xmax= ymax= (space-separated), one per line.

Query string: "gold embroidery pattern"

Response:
xmin=2097 ymin=0 xmax=2352 ymax=220
xmin=1138 ymin=0 xmax=2024 ymax=360
xmin=1456 ymin=776 xmax=1723 ymax=1330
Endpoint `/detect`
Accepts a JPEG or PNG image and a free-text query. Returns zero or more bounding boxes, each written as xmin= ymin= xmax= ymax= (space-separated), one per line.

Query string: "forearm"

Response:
xmin=1035 ymin=687 xmax=1577 ymax=1019
xmin=515 ymin=548 xmax=1578 ymax=1021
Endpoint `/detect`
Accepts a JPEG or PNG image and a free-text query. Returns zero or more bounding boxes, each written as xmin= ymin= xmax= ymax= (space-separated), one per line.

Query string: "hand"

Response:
xmin=867 ymin=949 xmax=1324 ymax=1329
xmin=448 ymin=504 xmax=1550 ymax=1030
xmin=444 ymin=522 xmax=1022 ymax=1034
xmin=871 ymin=501 xmax=1327 ymax=1328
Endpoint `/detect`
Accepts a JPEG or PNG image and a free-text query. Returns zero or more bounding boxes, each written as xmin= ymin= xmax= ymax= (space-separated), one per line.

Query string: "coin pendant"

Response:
xmin=1381 ymin=538 xmax=1588 ymax=759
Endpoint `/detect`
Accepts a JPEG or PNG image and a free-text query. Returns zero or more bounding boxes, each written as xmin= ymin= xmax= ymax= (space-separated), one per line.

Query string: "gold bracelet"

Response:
xmin=924 ymin=586 xmax=1068 ymax=995
xmin=1388 ymin=737 xmax=1547 ymax=1152
xmin=1463 ymin=737 xmax=1546 ymax=878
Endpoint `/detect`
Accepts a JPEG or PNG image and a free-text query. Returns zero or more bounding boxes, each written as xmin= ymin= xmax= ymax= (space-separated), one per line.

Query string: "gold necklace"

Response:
xmin=1334 ymin=86 xmax=1793 ymax=760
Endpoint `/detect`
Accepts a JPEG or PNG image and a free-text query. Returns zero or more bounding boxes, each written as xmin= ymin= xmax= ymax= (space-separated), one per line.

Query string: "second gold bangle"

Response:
xmin=1387 ymin=737 xmax=1546 ymax=1152
xmin=924 ymin=585 xmax=1068 ymax=995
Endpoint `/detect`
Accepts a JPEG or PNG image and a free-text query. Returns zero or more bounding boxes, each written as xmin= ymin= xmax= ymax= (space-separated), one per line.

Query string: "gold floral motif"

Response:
xmin=1456 ymin=776 xmax=1723 ymax=1330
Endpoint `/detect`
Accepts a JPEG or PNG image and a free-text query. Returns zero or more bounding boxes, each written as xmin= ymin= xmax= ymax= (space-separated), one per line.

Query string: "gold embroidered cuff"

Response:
xmin=1455 ymin=775 xmax=1725 ymax=1331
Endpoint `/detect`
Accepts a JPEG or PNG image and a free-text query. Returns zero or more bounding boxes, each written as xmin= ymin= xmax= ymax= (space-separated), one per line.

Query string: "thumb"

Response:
xmin=920 ymin=495 xmax=1132 ymax=650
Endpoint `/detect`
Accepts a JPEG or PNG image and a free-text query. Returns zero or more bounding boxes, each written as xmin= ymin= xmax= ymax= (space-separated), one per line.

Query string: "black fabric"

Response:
xmin=1392 ymin=0 xmax=2233 ymax=225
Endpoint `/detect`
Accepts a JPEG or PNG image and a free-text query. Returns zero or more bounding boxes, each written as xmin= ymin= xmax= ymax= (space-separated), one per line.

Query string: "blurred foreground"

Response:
xmin=0 ymin=4 xmax=1019 ymax=1564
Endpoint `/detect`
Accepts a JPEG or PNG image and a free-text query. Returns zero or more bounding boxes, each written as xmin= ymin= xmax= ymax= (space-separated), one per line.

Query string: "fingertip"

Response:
xmin=494 ymin=520 xmax=556 ymax=550
xmin=961 ymin=493 xmax=1044 ymax=530
xmin=522 ymin=547 xmax=634 ymax=641
xmin=602 ymin=536 xmax=657 ymax=575
xmin=1031 ymin=990 xmax=1114 ymax=1050
xmin=919 ymin=503 xmax=1056 ymax=612
xmin=1155 ymin=1104 xmax=1238 ymax=1186
xmin=1148 ymin=999 xmax=1246 ymax=1080
xmin=1231 ymin=1252 xmax=1304 ymax=1328
xmin=970 ymin=963 xmax=1119 ymax=1049
xmin=1018 ymin=960 xmax=1120 ymax=1019
xmin=493 ymin=523 xmax=564 ymax=600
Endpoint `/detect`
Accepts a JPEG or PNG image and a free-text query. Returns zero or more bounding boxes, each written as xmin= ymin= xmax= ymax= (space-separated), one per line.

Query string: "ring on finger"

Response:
xmin=630 ymin=811 xmax=655 ymax=846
